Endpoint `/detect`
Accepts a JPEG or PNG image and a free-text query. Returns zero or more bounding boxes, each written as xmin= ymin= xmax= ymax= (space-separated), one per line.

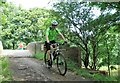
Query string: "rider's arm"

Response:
xmin=46 ymin=28 xmax=50 ymax=43
xmin=46 ymin=35 xmax=49 ymax=43
xmin=58 ymin=32 xmax=66 ymax=41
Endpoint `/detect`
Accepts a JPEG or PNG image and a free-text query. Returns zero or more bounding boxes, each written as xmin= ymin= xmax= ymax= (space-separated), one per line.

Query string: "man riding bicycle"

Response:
xmin=44 ymin=20 xmax=66 ymax=68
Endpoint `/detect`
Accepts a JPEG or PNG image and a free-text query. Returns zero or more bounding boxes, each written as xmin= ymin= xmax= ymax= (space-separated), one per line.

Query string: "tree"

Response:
xmin=89 ymin=2 xmax=119 ymax=72
xmin=53 ymin=2 xmax=94 ymax=68
xmin=0 ymin=1 xmax=52 ymax=49
xmin=53 ymin=1 xmax=119 ymax=70
xmin=90 ymin=2 xmax=120 ymax=32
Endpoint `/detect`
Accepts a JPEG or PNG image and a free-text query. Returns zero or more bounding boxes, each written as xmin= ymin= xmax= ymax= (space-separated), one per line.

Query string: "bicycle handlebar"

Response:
xmin=50 ymin=42 xmax=67 ymax=46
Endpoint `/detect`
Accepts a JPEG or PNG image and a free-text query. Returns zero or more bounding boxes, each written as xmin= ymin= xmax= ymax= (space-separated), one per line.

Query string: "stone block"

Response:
xmin=0 ymin=41 xmax=3 ymax=54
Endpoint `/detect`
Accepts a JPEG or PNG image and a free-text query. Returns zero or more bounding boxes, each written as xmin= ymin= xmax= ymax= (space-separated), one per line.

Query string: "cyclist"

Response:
xmin=44 ymin=20 xmax=66 ymax=68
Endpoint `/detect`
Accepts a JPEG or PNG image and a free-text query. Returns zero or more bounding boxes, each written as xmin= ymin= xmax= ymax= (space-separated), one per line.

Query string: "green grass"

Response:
xmin=33 ymin=52 xmax=44 ymax=60
xmin=0 ymin=56 xmax=12 ymax=82
xmin=67 ymin=59 xmax=118 ymax=81
xmin=100 ymin=65 xmax=118 ymax=76
xmin=99 ymin=65 xmax=119 ymax=81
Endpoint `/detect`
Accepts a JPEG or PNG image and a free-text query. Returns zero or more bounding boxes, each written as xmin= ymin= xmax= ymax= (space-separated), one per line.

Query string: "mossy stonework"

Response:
xmin=0 ymin=41 xmax=3 ymax=54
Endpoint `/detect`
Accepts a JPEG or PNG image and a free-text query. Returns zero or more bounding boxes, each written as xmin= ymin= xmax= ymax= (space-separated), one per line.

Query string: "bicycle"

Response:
xmin=44 ymin=42 xmax=67 ymax=76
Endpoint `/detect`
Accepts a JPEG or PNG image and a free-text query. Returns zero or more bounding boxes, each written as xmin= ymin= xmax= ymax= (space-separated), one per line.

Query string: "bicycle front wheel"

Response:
xmin=56 ymin=53 xmax=67 ymax=76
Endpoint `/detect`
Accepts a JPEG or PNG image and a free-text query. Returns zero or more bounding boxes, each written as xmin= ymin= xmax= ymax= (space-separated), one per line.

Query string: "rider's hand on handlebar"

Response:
xmin=47 ymin=42 xmax=51 ymax=45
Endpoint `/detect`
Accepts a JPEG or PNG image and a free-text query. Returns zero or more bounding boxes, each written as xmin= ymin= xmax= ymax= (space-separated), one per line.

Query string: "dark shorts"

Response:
xmin=44 ymin=40 xmax=56 ymax=50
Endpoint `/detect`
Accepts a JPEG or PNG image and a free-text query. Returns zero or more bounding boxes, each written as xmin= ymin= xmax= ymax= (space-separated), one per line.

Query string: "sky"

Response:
xmin=7 ymin=0 xmax=118 ymax=19
xmin=7 ymin=0 xmax=120 ymax=10
xmin=7 ymin=0 xmax=53 ymax=9
xmin=7 ymin=0 xmax=101 ymax=17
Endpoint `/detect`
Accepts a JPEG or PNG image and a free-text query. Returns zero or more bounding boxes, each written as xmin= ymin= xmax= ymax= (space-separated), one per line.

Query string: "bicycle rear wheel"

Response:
xmin=56 ymin=53 xmax=67 ymax=76
xmin=44 ymin=50 xmax=52 ymax=67
xmin=44 ymin=50 xmax=48 ymax=64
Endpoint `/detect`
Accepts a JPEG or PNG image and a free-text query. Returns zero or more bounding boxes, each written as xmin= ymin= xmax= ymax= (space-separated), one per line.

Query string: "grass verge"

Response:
xmin=0 ymin=56 xmax=12 ymax=82
xmin=67 ymin=59 xmax=118 ymax=81
xmin=33 ymin=52 xmax=44 ymax=60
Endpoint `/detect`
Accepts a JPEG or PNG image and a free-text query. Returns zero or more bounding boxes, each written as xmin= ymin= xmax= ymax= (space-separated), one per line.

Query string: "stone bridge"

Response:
xmin=0 ymin=41 xmax=81 ymax=67
xmin=0 ymin=41 xmax=46 ymax=57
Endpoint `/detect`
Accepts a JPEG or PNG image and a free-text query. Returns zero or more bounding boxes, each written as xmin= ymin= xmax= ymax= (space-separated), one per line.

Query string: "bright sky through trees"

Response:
xmin=7 ymin=0 xmax=52 ymax=9
xmin=7 ymin=0 xmax=102 ymax=18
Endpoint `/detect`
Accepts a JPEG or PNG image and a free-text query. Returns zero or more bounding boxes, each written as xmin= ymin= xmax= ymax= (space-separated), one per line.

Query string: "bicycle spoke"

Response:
xmin=57 ymin=53 xmax=67 ymax=76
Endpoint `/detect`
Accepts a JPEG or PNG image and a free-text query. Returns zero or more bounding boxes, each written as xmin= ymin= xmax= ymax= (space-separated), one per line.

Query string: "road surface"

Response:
xmin=8 ymin=57 xmax=93 ymax=82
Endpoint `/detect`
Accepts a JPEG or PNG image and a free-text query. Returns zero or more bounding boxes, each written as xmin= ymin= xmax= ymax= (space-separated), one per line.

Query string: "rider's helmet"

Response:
xmin=51 ymin=20 xmax=58 ymax=26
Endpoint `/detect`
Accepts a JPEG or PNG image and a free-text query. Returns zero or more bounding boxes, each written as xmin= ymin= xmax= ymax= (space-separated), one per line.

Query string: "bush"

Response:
xmin=0 ymin=56 xmax=12 ymax=82
xmin=34 ymin=52 xmax=44 ymax=60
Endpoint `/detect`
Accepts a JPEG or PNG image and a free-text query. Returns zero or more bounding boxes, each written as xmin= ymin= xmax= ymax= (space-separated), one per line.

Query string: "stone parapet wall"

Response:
xmin=26 ymin=42 xmax=81 ymax=67
xmin=26 ymin=41 xmax=44 ymax=54
xmin=0 ymin=41 xmax=3 ymax=54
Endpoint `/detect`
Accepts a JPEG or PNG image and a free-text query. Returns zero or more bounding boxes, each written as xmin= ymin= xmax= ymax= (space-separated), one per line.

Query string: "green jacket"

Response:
xmin=46 ymin=27 xmax=60 ymax=41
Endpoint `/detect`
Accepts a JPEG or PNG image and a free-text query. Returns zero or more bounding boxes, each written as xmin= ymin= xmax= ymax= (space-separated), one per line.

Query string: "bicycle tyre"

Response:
xmin=44 ymin=50 xmax=47 ymax=64
xmin=56 ymin=52 xmax=67 ymax=76
xmin=44 ymin=50 xmax=52 ymax=67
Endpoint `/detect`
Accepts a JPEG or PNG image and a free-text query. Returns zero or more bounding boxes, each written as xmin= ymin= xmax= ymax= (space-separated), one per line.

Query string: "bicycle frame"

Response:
xmin=50 ymin=43 xmax=61 ymax=57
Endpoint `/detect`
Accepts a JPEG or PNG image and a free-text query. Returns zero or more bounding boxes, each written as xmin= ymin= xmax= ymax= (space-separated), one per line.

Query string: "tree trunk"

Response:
xmin=91 ymin=37 xmax=97 ymax=70
xmin=12 ymin=42 xmax=15 ymax=50
xmin=106 ymin=38 xmax=110 ymax=76
xmin=93 ymin=47 xmax=96 ymax=70
xmin=92 ymin=41 xmax=97 ymax=70
xmin=84 ymin=44 xmax=89 ymax=69
xmin=107 ymin=46 xmax=110 ymax=76
xmin=84 ymin=53 xmax=89 ymax=69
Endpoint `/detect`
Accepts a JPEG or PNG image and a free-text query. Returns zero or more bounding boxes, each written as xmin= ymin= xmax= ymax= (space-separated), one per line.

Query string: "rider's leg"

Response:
xmin=47 ymin=40 xmax=55 ymax=61
xmin=47 ymin=50 xmax=50 ymax=61
xmin=46 ymin=41 xmax=52 ymax=67
xmin=45 ymin=41 xmax=51 ymax=61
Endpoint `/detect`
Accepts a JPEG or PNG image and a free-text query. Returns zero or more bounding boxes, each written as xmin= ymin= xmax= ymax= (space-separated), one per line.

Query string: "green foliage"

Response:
xmin=67 ymin=57 xmax=117 ymax=81
xmin=0 ymin=1 xmax=52 ymax=49
xmin=67 ymin=58 xmax=78 ymax=71
xmin=34 ymin=52 xmax=44 ymax=60
xmin=0 ymin=0 xmax=119 ymax=81
xmin=0 ymin=56 xmax=12 ymax=81
xmin=53 ymin=1 xmax=119 ymax=70
xmin=53 ymin=2 xmax=95 ymax=68
xmin=90 ymin=74 xmax=117 ymax=81
xmin=89 ymin=2 xmax=120 ymax=32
